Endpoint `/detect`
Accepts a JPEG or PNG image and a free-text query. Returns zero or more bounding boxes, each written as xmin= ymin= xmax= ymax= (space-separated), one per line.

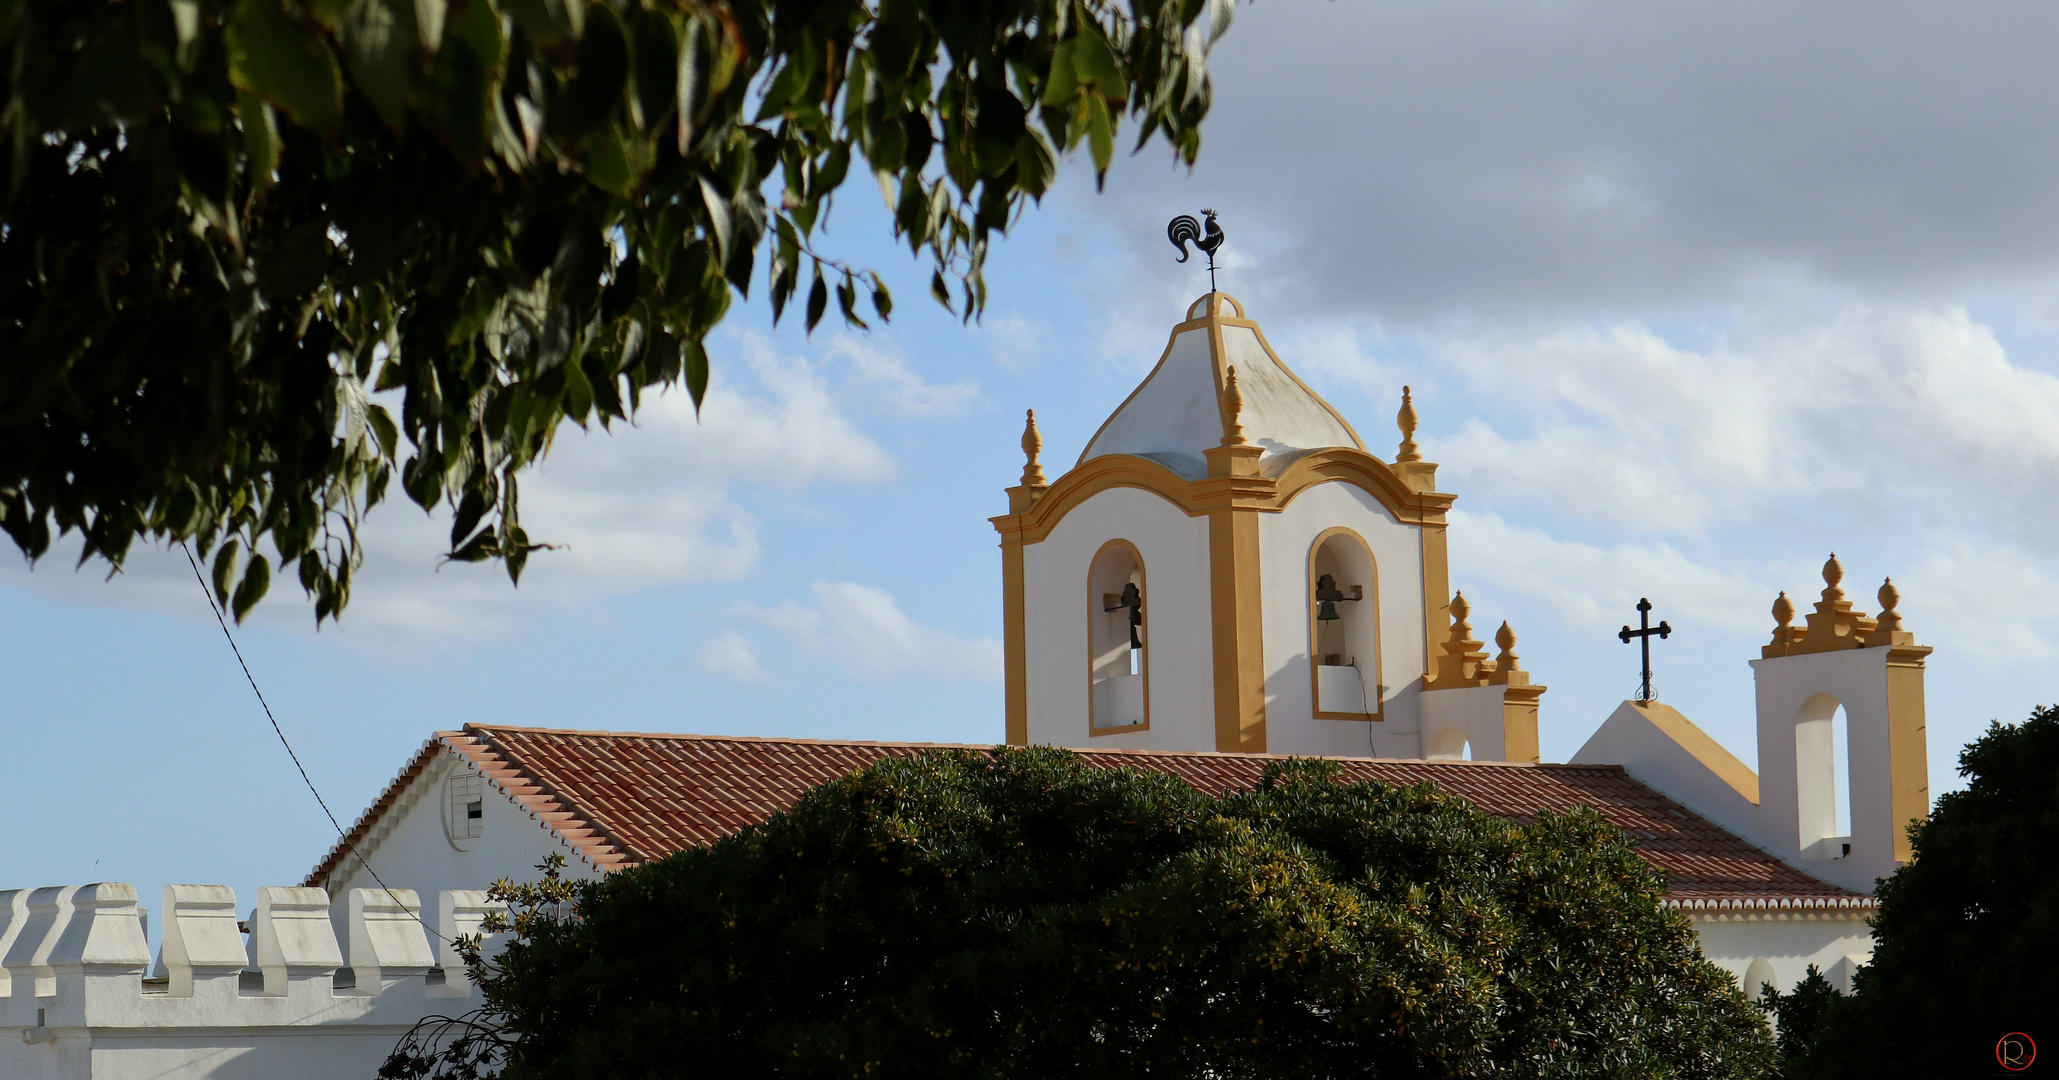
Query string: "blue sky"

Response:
xmin=10 ymin=0 xmax=2059 ymax=915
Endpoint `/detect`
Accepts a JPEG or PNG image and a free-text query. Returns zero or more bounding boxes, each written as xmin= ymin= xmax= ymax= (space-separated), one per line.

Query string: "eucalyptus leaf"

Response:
xmin=0 ymin=0 xmax=1233 ymax=623
xmin=226 ymin=0 xmax=345 ymax=133
xmin=231 ymin=553 xmax=271 ymax=622
xmin=340 ymin=0 xmax=416 ymax=133
xmin=413 ymin=0 xmax=446 ymax=54
xmin=236 ymin=91 xmax=280 ymax=190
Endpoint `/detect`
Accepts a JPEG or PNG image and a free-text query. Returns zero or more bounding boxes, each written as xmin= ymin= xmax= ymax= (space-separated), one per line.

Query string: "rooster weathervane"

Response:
xmin=1167 ymin=209 xmax=1226 ymax=291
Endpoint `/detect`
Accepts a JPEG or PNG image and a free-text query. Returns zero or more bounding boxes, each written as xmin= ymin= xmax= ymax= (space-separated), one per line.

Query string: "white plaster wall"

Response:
xmin=1692 ymin=917 xmax=1875 ymax=997
xmin=1258 ymin=480 xmax=1426 ymax=758
xmin=1023 ymin=485 xmax=1215 ymax=751
xmin=1752 ymin=648 xmax=1906 ymax=894
xmin=1573 ymin=702 xmax=1761 ymax=843
xmin=323 ymin=746 xmax=604 ymax=938
xmin=1418 ymin=685 xmax=1509 ymax=761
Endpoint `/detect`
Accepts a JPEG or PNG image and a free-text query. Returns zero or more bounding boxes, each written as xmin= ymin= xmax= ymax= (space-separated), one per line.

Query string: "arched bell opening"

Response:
xmin=1794 ymin=692 xmax=1853 ymax=859
xmin=1088 ymin=541 xmax=1148 ymax=733
xmin=1308 ymin=528 xmax=1381 ymax=719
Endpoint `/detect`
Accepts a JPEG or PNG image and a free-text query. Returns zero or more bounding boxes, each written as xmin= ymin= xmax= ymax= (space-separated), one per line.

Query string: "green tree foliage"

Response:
xmin=1757 ymin=965 xmax=1840 ymax=1075
xmin=0 ymin=0 xmax=1228 ymax=620
xmin=388 ymin=747 xmax=1777 ymax=1079
xmin=1770 ymin=705 xmax=2059 ymax=1079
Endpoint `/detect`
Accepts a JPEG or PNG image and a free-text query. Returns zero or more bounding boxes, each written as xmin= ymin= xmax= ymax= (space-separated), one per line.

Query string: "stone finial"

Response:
xmin=1396 ymin=385 xmax=1422 ymax=462
xmin=1219 ymin=366 xmax=1248 ymax=446
xmin=1488 ymin=619 xmax=1534 ymax=687
xmin=1763 ymin=590 xmax=1802 ymax=658
xmin=1874 ymin=577 xmax=1903 ymax=635
xmin=1770 ymin=554 xmax=1897 ymax=657
xmin=1432 ymin=591 xmax=1493 ymax=687
xmin=1020 ymin=409 xmax=1046 ymax=487
xmin=1821 ymin=553 xmax=1845 ymax=603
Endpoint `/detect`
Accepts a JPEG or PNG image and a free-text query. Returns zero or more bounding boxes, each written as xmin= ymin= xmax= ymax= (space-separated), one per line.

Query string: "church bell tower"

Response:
xmin=992 ymin=292 xmax=1546 ymax=759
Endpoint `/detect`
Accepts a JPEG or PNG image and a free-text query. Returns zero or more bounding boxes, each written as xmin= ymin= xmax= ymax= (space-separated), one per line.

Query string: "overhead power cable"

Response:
xmin=178 ymin=541 xmax=449 ymax=946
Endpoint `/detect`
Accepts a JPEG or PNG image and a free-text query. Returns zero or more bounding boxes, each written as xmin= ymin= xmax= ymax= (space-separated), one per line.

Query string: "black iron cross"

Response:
xmin=1618 ymin=598 xmax=1672 ymax=703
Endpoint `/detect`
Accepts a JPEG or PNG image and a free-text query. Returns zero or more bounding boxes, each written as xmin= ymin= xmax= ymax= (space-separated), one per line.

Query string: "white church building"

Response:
xmin=2 ymin=292 xmax=1931 ymax=1078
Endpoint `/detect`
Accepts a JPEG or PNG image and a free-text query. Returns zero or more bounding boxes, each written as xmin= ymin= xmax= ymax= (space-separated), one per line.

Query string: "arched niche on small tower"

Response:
xmin=1794 ymin=692 xmax=1853 ymax=860
xmin=1743 ymin=957 xmax=1778 ymax=1002
xmin=1427 ymin=728 xmax=1470 ymax=761
xmin=1308 ymin=527 xmax=1381 ymax=719
xmin=1087 ymin=540 xmax=1148 ymax=733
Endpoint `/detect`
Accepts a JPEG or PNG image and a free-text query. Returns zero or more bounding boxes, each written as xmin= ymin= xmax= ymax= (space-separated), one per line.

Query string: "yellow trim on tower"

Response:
xmin=1000 ymin=448 xmax=1452 ymax=548
xmin=1208 ymin=505 xmax=1268 ymax=753
xmin=1271 ymin=448 xmax=1452 ymax=522
xmin=1884 ymin=645 xmax=1931 ymax=862
xmin=1001 ymin=541 xmax=1028 ymax=746
xmin=1419 ymin=524 xmax=1451 ymax=686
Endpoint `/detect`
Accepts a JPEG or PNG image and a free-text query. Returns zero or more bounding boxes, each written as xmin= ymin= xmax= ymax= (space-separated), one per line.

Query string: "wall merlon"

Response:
xmin=159 ymin=885 xmax=244 ymax=998
xmin=7 ymin=884 xmax=80 ymax=1000
xmin=0 ymin=882 xmax=494 ymax=1052
xmin=434 ymin=890 xmax=506 ymax=995
xmin=347 ymin=888 xmax=436 ymax=996
xmin=0 ymin=888 xmax=27 ymax=999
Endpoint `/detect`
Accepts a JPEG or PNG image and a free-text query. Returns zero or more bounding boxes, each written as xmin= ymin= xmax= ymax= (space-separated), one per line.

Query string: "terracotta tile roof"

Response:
xmin=308 ymin=725 xmax=1867 ymax=910
xmin=305 ymin=736 xmax=446 ymax=892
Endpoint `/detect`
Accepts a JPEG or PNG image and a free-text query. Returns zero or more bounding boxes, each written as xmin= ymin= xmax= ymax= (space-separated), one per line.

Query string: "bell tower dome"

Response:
xmin=992 ymin=292 xmax=1544 ymax=759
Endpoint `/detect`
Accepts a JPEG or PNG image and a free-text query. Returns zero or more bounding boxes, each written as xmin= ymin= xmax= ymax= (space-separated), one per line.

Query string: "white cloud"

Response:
xmin=1898 ymin=536 xmax=2059 ymax=670
xmin=733 ymin=581 xmax=1003 ymax=684
xmin=980 ymin=313 xmax=1050 ymax=371
xmin=1448 ymin=509 xmax=1774 ymax=637
xmin=827 ymin=336 xmax=978 ymax=416
xmin=1084 ymin=0 xmax=2059 ymax=317
xmin=1419 ymin=305 xmax=2059 ymax=543
xmin=1271 ymin=321 xmax=1404 ymax=403
xmin=693 ymin=629 xmax=771 ymax=684
xmin=679 ymin=335 xmax=899 ymax=485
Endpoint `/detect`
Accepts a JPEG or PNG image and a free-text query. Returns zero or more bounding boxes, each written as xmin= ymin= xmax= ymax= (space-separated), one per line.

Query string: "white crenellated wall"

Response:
xmin=320 ymin=743 xmax=605 ymax=937
xmin=0 ymin=881 xmax=504 ymax=1080
xmin=1259 ymin=479 xmax=1428 ymax=759
xmin=1022 ymin=485 xmax=1214 ymax=751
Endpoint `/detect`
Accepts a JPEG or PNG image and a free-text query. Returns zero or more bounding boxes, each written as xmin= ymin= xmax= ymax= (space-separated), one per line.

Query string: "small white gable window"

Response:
xmin=445 ymin=772 xmax=484 ymax=850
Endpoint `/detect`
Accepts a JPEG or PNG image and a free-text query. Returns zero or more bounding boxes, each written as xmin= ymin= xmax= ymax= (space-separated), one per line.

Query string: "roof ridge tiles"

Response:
xmin=309 ymin=726 xmax=1857 ymax=908
xmin=462 ymin=724 xmax=1623 ymax=771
